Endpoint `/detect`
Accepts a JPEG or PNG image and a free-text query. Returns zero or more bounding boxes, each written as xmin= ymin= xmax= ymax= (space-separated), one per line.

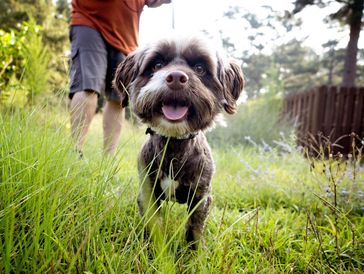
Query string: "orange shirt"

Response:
xmin=71 ymin=0 xmax=146 ymax=54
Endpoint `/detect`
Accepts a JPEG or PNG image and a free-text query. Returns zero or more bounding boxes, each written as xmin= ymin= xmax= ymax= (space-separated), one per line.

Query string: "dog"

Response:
xmin=113 ymin=37 xmax=244 ymax=249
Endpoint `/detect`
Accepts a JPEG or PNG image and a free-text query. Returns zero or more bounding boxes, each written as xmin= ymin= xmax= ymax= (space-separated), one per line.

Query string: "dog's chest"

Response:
xmin=141 ymin=134 xmax=214 ymax=203
xmin=157 ymin=152 xmax=195 ymax=203
xmin=160 ymin=177 xmax=179 ymax=202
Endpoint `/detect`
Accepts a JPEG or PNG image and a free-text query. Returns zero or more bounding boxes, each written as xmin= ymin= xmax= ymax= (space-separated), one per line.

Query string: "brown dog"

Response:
xmin=113 ymin=37 xmax=244 ymax=249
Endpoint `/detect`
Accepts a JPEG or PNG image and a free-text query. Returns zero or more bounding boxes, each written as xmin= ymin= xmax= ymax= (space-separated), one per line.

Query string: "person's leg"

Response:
xmin=103 ymin=100 xmax=125 ymax=155
xmin=68 ymin=26 xmax=108 ymax=154
xmin=102 ymin=45 xmax=127 ymax=155
xmin=70 ymin=91 xmax=98 ymax=152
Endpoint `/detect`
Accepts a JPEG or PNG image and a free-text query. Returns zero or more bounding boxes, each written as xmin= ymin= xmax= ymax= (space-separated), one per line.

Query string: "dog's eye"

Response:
xmin=152 ymin=62 xmax=164 ymax=72
xmin=194 ymin=64 xmax=206 ymax=75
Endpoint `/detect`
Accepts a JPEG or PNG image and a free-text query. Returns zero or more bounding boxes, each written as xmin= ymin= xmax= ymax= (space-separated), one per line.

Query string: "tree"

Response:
xmin=272 ymin=39 xmax=322 ymax=93
xmin=0 ymin=0 xmax=27 ymax=30
xmin=0 ymin=0 xmax=70 ymax=94
xmin=222 ymin=7 xmax=302 ymax=55
xmin=321 ymin=40 xmax=347 ymax=85
xmin=240 ymin=53 xmax=273 ymax=98
xmin=220 ymin=6 xmax=303 ymax=98
xmin=0 ymin=0 xmax=53 ymax=31
xmin=354 ymin=48 xmax=364 ymax=85
xmin=293 ymin=0 xmax=364 ymax=87
xmin=239 ymin=40 xmax=323 ymax=98
xmin=56 ymin=0 xmax=71 ymax=20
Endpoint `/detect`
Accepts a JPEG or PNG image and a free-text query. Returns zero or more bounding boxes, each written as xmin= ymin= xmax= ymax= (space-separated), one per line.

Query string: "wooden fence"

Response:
xmin=282 ymin=86 xmax=364 ymax=155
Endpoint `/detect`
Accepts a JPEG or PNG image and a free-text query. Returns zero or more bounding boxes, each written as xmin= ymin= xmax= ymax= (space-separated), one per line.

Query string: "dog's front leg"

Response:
xmin=186 ymin=195 xmax=212 ymax=249
xmin=137 ymin=175 xmax=161 ymax=218
xmin=137 ymin=161 xmax=163 ymax=242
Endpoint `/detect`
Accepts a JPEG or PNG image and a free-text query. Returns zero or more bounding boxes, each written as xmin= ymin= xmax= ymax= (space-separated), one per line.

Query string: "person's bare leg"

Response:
xmin=70 ymin=91 xmax=98 ymax=152
xmin=103 ymin=100 xmax=125 ymax=155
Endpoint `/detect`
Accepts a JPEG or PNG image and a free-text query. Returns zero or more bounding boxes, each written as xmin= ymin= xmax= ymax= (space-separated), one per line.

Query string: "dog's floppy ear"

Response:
xmin=218 ymin=58 xmax=245 ymax=114
xmin=113 ymin=49 xmax=144 ymax=107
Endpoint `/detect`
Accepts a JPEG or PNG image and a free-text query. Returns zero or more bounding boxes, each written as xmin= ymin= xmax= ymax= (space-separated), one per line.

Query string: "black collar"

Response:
xmin=145 ymin=127 xmax=198 ymax=140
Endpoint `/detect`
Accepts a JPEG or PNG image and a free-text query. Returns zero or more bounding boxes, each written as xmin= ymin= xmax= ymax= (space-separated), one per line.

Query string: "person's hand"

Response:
xmin=146 ymin=0 xmax=172 ymax=8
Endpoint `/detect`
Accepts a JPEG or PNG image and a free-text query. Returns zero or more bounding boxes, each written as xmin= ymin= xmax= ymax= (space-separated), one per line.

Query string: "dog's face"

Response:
xmin=114 ymin=37 xmax=244 ymax=137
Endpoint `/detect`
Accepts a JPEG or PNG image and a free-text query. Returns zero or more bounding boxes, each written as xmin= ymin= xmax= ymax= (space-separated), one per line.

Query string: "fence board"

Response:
xmin=307 ymin=90 xmax=315 ymax=133
xmin=283 ymin=85 xmax=364 ymax=155
xmin=342 ymin=87 xmax=355 ymax=133
xmin=352 ymin=87 xmax=364 ymax=135
xmin=323 ymin=86 xmax=336 ymax=135
xmin=333 ymin=87 xmax=346 ymax=140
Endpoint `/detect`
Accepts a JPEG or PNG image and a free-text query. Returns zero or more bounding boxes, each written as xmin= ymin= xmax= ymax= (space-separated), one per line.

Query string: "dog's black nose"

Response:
xmin=165 ymin=71 xmax=189 ymax=89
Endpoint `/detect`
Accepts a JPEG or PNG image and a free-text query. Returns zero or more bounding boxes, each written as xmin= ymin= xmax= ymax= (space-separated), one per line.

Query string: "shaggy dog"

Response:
xmin=113 ymin=37 xmax=244 ymax=249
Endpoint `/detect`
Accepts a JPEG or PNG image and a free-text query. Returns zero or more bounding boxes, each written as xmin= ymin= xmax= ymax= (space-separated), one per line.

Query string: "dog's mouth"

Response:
xmin=161 ymin=99 xmax=189 ymax=122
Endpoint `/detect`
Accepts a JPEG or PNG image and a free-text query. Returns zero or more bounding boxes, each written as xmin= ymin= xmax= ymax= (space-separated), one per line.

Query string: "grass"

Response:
xmin=208 ymin=96 xmax=290 ymax=147
xmin=0 ymin=103 xmax=363 ymax=273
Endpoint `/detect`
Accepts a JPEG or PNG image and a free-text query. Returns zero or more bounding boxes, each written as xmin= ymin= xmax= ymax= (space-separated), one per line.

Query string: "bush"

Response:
xmin=0 ymin=28 xmax=23 ymax=86
xmin=0 ymin=19 xmax=49 ymax=108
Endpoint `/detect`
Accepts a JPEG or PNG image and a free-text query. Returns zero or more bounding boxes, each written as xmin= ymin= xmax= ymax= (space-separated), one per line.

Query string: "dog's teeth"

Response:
xmin=162 ymin=105 xmax=188 ymax=121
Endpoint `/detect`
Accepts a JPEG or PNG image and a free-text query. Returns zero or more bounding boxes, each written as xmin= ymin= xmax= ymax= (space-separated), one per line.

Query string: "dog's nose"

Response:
xmin=165 ymin=71 xmax=189 ymax=89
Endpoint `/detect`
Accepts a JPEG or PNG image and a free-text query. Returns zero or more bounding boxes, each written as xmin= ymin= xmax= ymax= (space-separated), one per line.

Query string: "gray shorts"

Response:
xmin=69 ymin=25 xmax=125 ymax=104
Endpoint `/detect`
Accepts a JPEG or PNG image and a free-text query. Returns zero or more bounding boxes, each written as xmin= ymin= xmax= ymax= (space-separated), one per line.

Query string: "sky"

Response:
xmin=139 ymin=0 xmax=363 ymax=55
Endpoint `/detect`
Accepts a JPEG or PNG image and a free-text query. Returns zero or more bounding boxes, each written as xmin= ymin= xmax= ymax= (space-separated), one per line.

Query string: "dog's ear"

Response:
xmin=113 ymin=50 xmax=144 ymax=107
xmin=217 ymin=58 xmax=245 ymax=114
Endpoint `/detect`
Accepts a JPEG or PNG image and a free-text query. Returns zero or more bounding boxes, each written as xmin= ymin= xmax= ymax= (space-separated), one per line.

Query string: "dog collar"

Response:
xmin=145 ymin=127 xmax=198 ymax=140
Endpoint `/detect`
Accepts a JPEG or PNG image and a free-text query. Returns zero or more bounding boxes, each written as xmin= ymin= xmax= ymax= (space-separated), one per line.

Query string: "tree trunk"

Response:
xmin=328 ymin=59 xmax=334 ymax=85
xmin=342 ymin=0 xmax=364 ymax=87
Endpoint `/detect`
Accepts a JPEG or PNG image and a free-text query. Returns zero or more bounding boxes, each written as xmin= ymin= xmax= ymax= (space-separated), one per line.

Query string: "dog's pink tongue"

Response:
xmin=162 ymin=105 xmax=188 ymax=121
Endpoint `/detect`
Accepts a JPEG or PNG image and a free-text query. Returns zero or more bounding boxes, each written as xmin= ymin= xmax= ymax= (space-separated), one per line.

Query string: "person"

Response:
xmin=69 ymin=0 xmax=171 ymax=156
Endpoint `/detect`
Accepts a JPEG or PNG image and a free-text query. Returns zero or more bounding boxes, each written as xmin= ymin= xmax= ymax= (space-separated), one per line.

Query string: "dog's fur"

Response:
xmin=113 ymin=37 xmax=244 ymax=249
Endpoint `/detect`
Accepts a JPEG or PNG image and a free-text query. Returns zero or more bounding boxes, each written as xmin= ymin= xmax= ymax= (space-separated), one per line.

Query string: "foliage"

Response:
xmin=292 ymin=0 xmax=364 ymax=87
xmin=222 ymin=3 xmax=364 ymax=98
xmin=242 ymin=39 xmax=322 ymax=97
xmin=207 ymin=95 xmax=290 ymax=148
xmin=357 ymin=49 xmax=364 ymax=84
xmin=208 ymin=43 xmax=321 ymax=148
xmin=0 ymin=26 xmax=25 ymax=87
xmin=0 ymin=105 xmax=363 ymax=273
xmin=321 ymin=40 xmax=344 ymax=85
xmin=42 ymin=0 xmax=70 ymax=95
xmin=318 ymin=43 xmax=364 ymax=86
xmin=0 ymin=0 xmax=53 ymax=31
xmin=0 ymin=23 xmax=28 ymax=107
xmin=0 ymin=20 xmax=50 ymax=108
xmin=273 ymin=39 xmax=321 ymax=93
xmin=222 ymin=7 xmax=302 ymax=55
xmin=0 ymin=0 xmax=70 ymax=96
xmin=239 ymin=38 xmax=364 ymax=98
xmin=55 ymin=0 xmax=71 ymax=21
xmin=221 ymin=8 xmax=323 ymax=98
xmin=241 ymin=53 xmax=273 ymax=99
xmin=293 ymin=0 xmax=363 ymax=25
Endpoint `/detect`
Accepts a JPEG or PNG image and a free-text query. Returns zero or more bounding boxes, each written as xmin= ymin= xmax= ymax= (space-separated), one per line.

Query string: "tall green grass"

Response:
xmin=1 ymin=104 xmax=363 ymax=273
xmin=207 ymin=95 xmax=289 ymax=147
